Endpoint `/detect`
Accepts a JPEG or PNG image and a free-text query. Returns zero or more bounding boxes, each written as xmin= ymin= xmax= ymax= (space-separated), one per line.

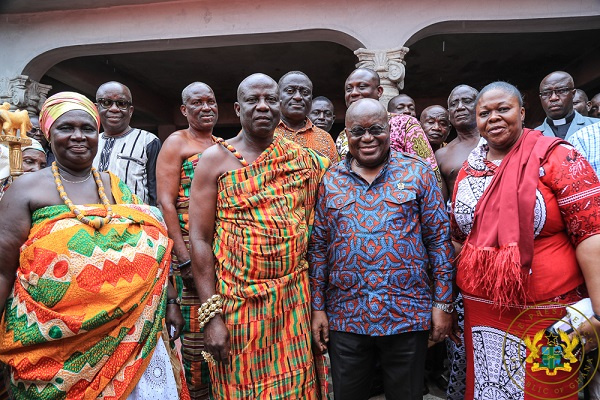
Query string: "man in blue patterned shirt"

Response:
xmin=309 ymin=98 xmax=456 ymax=400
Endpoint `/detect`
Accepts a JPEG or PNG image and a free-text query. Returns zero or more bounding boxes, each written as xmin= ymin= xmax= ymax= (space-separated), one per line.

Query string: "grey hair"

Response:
xmin=181 ymin=82 xmax=211 ymax=104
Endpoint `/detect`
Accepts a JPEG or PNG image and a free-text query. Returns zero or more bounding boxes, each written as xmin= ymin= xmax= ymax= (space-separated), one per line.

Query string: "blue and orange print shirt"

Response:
xmin=308 ymin=150 xmax=454 ymax=336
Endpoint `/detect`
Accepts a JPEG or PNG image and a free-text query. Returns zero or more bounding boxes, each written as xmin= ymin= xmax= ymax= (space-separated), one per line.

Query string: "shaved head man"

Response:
xmin=189 ymin=72 xmax=327 ymax=399
xmin=388 ymin=94 xmax=416 ymax=117
xmin=94 ymin=81 xmax=161 ymax=205
xmin=420 ymin=105 xmax=451 ymax=152
xmin=535 ymin=71 xmax=599 ymax=140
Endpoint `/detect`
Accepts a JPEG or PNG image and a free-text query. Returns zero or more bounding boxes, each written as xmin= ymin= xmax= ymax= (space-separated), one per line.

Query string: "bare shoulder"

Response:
xmin=161 ymin=130 xmax=189 ymax=150
xmin=196 ymin=143 xmax=238 ymax=178
xmin=5 ymin=168 xmax=58 ymax=210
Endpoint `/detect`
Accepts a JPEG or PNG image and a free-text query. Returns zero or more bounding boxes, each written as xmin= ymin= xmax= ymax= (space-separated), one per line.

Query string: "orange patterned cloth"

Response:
xmin=275 ymin=119 xmax=338 ymax=163
xmin=0 ymin=174 xmax=188 ymax=400
xmin=209 ymin=135 xmax=328 ymax=399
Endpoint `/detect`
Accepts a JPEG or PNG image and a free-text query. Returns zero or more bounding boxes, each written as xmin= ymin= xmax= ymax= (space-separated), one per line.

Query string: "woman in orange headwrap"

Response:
xmin=0 ymin=92 xmax=189 ymax=399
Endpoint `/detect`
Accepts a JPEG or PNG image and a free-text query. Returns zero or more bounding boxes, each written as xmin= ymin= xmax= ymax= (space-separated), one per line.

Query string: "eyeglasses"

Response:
xmin=348 ymin=124 xmax=388 ymax=138
xmin=28 ymin=127 xmax=42 ymax=135
xmin=96 ymin=98 xmax=131 ymax=110
xmin=539 ymin=87 xmax=574 ymax=99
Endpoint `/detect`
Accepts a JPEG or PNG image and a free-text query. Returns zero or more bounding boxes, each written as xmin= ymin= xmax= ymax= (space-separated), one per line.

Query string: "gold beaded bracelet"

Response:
xmin=198 ymin=294 xmax=224 ymax=330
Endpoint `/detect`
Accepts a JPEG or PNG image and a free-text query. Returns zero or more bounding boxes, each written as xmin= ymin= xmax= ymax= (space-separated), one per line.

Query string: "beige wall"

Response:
xmin=1 ymin=0 xmax=599 ymax=81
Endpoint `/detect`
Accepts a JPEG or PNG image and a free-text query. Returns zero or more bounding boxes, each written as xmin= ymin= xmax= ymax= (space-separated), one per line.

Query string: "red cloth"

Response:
xmin=462 ymin=293 xmax=583 ymax=400
xmin=458 ymin=129 xmax=564 ymax=306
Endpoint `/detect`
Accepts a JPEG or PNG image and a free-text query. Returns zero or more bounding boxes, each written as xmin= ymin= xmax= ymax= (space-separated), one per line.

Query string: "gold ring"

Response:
xmin=201 ymin=351 xmax=216 ymax=365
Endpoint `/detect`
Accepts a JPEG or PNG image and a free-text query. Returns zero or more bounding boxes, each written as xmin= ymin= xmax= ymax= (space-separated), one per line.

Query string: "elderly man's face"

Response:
xmin=347 ymin=107 xmax=390 ymax=168
xmin=182 ymin=84 xmax=218 ymax=132
xmin=421 ymin=106 xmax=451 ymax=147
xmin=235 ymin=77 xmax=281 ymax=138
xmin=448 ymin=86 xmax=477 ymax=130
xmin=96 ymin=83 xmax=133 ymax=134
xmin=539 ymin=74 xmax=575 ymax=120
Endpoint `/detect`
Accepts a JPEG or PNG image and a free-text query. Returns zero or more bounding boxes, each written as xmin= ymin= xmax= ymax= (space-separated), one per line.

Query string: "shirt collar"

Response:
xmin=278 ymin=118 xmax=313 ymax=134
xmin=343 ymin=150 xmax=393 ymax=183
xmin=547 ymin=111 xmax=575 ymax=127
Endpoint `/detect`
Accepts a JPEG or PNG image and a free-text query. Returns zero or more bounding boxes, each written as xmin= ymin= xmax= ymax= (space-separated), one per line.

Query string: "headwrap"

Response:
xmin=39 ymin=92 xmax=100 ymax=140
xmin=22 ymin=138 xmax=45 ymax=154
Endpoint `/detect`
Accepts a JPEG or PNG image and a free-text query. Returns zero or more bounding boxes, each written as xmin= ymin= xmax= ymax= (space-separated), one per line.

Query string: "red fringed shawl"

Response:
xmin=458 ymin=129 xmax=565 ymax=307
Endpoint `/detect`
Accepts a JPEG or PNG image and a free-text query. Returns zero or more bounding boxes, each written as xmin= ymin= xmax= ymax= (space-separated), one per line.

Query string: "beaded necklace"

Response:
xmin=51 ymin=161 xmax=113 ymax=229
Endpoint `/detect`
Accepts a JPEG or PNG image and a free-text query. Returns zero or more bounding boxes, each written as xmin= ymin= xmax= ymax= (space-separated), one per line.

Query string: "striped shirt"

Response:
xmin=569 ymin=121 xmax=600 ymax=176
xmin=93 ymin=128 xmax=161 ymax=205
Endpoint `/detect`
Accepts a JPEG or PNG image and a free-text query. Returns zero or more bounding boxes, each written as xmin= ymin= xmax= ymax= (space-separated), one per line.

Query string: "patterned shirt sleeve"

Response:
xmin=308 ymin=179 xmax=331 ymax=311
xmin=389 ymin=115 xmax=443 ymax=188
xmin=417 ymin=163 xmax=455 ymax=302
xmin=541 ymin=144 xmax=600 ymax=246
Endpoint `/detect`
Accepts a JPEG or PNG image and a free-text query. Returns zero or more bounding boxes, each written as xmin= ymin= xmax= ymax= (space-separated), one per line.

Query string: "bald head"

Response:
xmin=96 ymin=81 xmax=132 ymax=102
xmin=95 ymin=81 xmax=134 ymax=136
xmin=235 ymin=73 xmax=280 ymax=137
xmin=540 ymin=71 xmax=574 ymax=92
xmin=237 ymin=73 xmax=277 ymax=101
xmin=346 ymin=98 xmax=387 ymax=127
xmin=346 ymin=98 xmax=389 ymax=168
xmin=539 ymin=71 xmax=575 ymax=119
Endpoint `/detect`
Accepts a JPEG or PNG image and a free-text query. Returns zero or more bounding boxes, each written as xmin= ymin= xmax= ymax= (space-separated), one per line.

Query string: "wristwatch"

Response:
xmin=167 ymin=298 xmax=181 ymax=306
xmin=433 ymin=301 xmax=455 ymax=313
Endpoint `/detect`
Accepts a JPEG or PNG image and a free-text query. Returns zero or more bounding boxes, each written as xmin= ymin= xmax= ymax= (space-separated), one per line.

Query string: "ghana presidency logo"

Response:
xmin=501 ymin=301 xmax=599 ymax=399
xmin=525 ymin=329 xmax=579 ymax=376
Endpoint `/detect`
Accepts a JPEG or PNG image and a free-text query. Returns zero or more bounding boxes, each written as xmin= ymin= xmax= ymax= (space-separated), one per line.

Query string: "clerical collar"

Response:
xmin=548 ymin=111 xmax=575 ymax=127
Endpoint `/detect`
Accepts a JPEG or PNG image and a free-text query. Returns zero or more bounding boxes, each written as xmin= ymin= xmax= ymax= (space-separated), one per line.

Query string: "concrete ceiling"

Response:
xmin=40 ymin=28 xmax=600 ymax=139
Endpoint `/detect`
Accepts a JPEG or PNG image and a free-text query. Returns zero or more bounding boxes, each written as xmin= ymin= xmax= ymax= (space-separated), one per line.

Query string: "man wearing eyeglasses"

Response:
xmin=309 ymin=98 xmax=456 ymax=400
xmin=92 ymin=81 xmax=161 ymax=205
xmin=535 ymin=71 xmax=598 ymax=141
